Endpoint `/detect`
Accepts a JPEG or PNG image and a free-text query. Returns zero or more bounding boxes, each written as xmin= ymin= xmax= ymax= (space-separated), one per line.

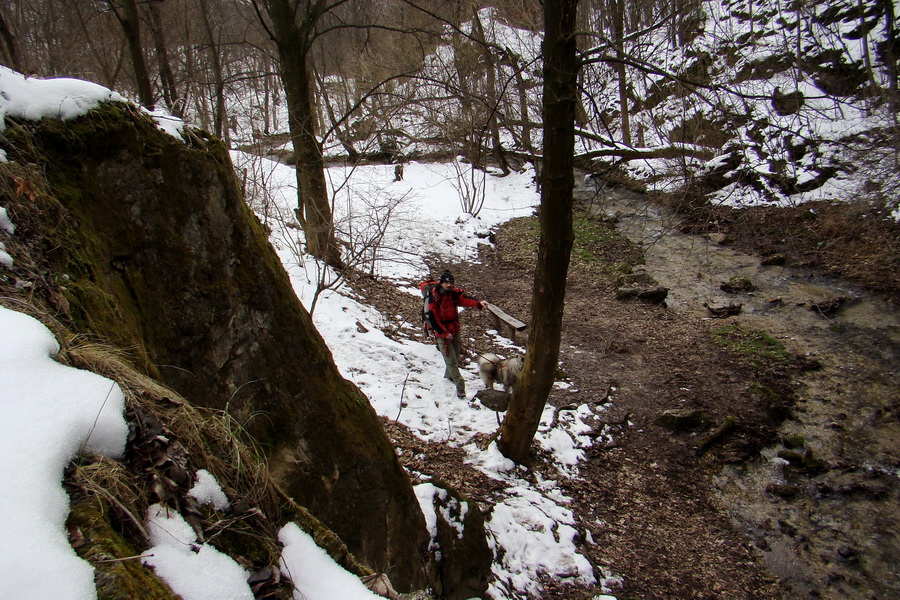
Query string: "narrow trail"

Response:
xmin=583 ymin=178 xmax=900 ymax=599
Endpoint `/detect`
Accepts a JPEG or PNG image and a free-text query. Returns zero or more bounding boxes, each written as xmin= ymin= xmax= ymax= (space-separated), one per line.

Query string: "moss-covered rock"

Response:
xmin=720 ymin=275 xmax=755 ymax=293
xmin=657 ymin=408 xmax=709 ymax=431
xmin=2 ymin=104 xmax=431 ymax=590
xmin=66 ymin=496 xmax=178 ymax=600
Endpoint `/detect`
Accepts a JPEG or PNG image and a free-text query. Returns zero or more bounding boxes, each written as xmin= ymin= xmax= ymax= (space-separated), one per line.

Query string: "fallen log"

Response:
xmin=696 ymin=415 xmax=736 ymax=454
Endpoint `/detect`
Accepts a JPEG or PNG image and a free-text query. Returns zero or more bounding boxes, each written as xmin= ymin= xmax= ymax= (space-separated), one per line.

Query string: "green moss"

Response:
xmin=776 ymin=447 xmax=827 ymax=473
xmin=571 ymin=214 xmax=616 ymax=262
xmin=497 ymin=211 xmax=642 ymax=280
xmin=571 ymin=212 xmax=643 ymax=278
xmin=67 ymin=497 xmax=178 ymax=600
xmin=712 ymin=323 xmax=790 ymax=367
xmin=279 ymin=497 xmax=374 ymax=578
xmin=721 ymin=275 xmax=756 ymax=293
xmin=783 ymin=433 xmax=806 ymax=449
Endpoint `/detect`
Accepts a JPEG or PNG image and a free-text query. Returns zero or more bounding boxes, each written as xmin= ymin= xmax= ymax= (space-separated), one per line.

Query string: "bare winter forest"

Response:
xmin=1 ymin=1 xmax=898 ymax=599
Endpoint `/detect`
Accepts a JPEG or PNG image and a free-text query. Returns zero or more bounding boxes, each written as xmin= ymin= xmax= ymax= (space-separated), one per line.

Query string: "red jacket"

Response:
xmin=425 ymin=285 xmax=482 ymax=336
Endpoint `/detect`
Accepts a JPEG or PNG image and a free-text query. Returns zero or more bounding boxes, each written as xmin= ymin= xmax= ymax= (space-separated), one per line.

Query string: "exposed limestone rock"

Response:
xmin=475 ymin=388 xmax=511 ymax=412
xmin=777 ymin=447 xmax=827 ymax=474
xmin=704 ymin=302 xmax=743 ymax=318
xmin=1 ymin=104 xmax=431 ymax=590
xmin=615 ymin=268 xmax=669 ymax=304
xmin=424 ymin=482 xmax=492 ymax=600
xmin=707 ymin=232 xmax=732 ymax=245
xmin=720 ymin=275 xmax=755 ymax=293
xmin=657 ymin=408 xmax=708 ymax=431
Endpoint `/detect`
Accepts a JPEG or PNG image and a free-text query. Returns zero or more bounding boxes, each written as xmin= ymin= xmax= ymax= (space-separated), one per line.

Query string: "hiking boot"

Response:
xmin=456 ymin=389 xmax=466 ymax=399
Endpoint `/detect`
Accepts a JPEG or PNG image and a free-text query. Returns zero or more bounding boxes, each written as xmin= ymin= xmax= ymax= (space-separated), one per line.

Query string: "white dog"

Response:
xmin=478 ymin=353 xmax=523 ymax=392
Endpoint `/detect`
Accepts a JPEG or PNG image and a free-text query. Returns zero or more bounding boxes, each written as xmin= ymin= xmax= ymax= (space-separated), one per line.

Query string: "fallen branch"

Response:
xmin=696 ymin=415 xmax=736 ymax=454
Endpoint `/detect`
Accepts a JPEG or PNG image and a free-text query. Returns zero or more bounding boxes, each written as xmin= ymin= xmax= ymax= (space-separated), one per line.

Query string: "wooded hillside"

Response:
xmin=2 ymin=0 xmax=896 ymax=218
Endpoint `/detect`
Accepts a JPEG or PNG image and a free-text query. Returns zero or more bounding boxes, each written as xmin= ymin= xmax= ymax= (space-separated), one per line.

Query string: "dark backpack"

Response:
xmin=419 ymin=280 xmax=438 ymax=331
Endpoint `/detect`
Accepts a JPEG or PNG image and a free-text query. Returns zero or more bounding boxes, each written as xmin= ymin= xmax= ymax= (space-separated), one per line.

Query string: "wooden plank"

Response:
xmin=486 ymin=304 xmax=527 ymax=331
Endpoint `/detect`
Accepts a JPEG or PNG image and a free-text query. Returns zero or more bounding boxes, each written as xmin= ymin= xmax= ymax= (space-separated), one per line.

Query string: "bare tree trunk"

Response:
xmin=315 ymin=68 xmax=359 ymax=158
xmin=612 ymin=0 xmax=631 ymax=145
xmin=471 ymin=9 xmax=509 ymax=174
xmin=146 ymin=0 xmax=182 ymax=117
xmin=0 ymin=8 xmax=20 ymax=72
xmin=109 ymin=0 xmax=154 ymax=108
xmin=71 ymin=2 xmax=126 ymax=88
xmin=263 ymin=55 xmax=273 ymax=134
xmin=503 ymin=50 xmax=535 ymax=155
xmin=199 ymin=0 xmax=229 ymax=143
xmin=882 ymin=0 xmax=898 ymax=111
xmin=181 ymin=19 xmax=211 ymax=132
xmin=498 ymin=0 xmax=579 ymax=463
xmin=263 ymin=0 xmax=343 ymax=268
xmin=451 ymin=25 xmax=478 ymax=164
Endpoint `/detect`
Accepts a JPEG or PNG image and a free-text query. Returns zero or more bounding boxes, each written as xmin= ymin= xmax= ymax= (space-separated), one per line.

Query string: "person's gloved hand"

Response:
xmin=442 ymin=331 xmax=454 ymax=340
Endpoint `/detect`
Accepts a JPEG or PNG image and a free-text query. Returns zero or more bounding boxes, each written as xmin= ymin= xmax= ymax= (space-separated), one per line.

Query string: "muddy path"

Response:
xmin=582 ymin=177 xmax=900 ymax=599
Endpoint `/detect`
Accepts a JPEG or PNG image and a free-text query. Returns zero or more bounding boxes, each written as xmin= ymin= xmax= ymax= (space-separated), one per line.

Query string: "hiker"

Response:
xmin=424 ymin=270 xmax=488 ymax=398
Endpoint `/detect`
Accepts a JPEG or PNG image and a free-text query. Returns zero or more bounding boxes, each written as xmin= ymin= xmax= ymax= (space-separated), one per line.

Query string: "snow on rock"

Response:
xmin=142 ymin=504 xmax=254 ymax=600
xmin=279 ymin=522 xmax=382 ymax=600
xmin=0 ymin=306 xmax=128 ymax=600
xmin=0 ymin=65 xmax=124 ymax=131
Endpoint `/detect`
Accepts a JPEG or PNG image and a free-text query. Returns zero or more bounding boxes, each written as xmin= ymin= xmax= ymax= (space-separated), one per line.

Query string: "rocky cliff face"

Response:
xmin=1 ymin=103 xmax=430 ymax=591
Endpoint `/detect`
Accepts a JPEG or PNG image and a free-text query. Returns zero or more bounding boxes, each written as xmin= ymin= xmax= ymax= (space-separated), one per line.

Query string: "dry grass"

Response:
xmin=61 ymin=339 xmax=283 ymax=519
xmin=58 ymin=337 xmax=372 ymax=585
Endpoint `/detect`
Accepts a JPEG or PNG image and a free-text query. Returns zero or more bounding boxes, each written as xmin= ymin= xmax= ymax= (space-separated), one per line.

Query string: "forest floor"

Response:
xmin=347 ymin=184 xmax=899 ymax=600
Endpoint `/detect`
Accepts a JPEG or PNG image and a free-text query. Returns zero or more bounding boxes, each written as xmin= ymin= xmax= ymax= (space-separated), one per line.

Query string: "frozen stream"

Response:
xmin=580 ymin=177 xmax=900 ymax=599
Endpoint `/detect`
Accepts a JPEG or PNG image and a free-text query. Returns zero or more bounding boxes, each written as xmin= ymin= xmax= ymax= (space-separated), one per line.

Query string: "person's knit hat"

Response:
xmin=439 ymin=270 xmax=454 ymax=283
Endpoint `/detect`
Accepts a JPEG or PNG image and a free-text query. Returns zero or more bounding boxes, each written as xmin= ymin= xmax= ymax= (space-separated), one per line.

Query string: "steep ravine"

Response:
xmin=0 ymin=105 xmax=495 ymax=596
xmin=584 ymin=178 xmax=900 ymax=599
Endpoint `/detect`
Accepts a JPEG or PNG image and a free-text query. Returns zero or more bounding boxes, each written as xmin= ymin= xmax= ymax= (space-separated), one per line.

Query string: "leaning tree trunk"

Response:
xmin=882 ymin=0 xmax=898 ymax=112
xmin=498 ymin=0 xmax=579 ymax=463
xmin=284 ymin=58 xmax=343 ymax=267
xmin=505 ymin=51 xmax=535 ymax=155
xmin=472 ymin=10 xmax=510 ymax=175
xmin=198 ymin=0 xmax=229 ymax=144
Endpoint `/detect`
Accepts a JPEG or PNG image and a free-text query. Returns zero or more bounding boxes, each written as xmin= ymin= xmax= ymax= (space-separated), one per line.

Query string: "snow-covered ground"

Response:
xmin=234 ymin=151 xmax=620 ymax=599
